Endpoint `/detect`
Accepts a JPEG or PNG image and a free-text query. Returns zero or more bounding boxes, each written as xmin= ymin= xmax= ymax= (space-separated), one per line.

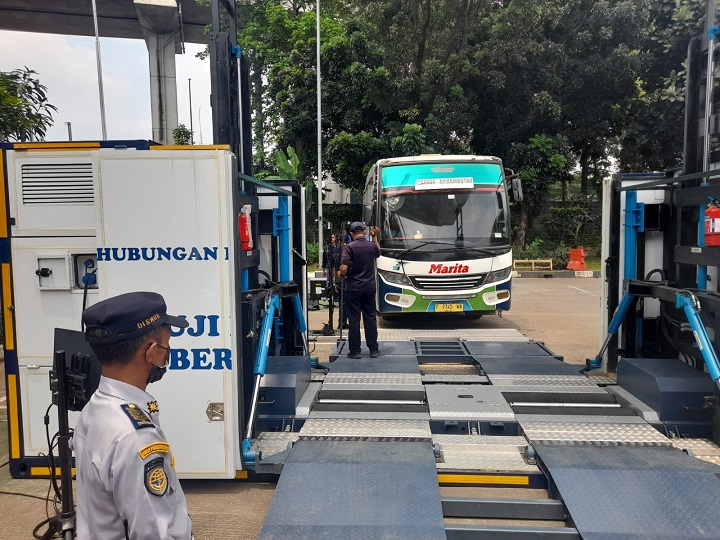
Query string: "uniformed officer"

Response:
xmin=72 ymin=291 xmax=193 ymax=540
xmin=337 ymin=222 xmax=381 ymax=358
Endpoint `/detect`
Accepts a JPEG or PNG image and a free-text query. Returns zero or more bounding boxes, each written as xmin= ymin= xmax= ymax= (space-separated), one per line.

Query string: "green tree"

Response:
xmin=469 ymin=0 xmax=648 ymax=194
xmin=617 ymin=0 xmax=705 ymax=171
xmin=0 ymin=68 xmax=57 ymax=142
xmin=238 ymin=0 xmax=488 ymax=191
xmin=507 ymin=134 xmax=574 ymax=248
xmin=172 ymin=124 xmax=193 ymax=145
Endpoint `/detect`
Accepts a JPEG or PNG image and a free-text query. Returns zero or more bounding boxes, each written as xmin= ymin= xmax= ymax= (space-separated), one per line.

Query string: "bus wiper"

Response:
xmin=395 ymin=241 xmax=457 ymax=260
xmin=453 ymin=246 xmax=502 ymax=256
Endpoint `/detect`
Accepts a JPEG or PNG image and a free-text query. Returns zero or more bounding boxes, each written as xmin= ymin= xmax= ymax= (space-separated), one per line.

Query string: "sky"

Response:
xmin=0 ymin=30 xmax=213 ymax=144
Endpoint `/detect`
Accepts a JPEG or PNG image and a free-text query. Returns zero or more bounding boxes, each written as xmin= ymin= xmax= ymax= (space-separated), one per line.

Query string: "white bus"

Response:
xmin=362 ymin=155 xmax=517 ymax=318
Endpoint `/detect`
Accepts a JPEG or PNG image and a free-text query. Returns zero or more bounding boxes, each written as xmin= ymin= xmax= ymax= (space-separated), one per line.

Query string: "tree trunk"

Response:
xmin=580 ymin=146 xmax=590 ymax=195
xmin=515 ymin=202 xmax=529 ymax=248
xmin=561 ymin=179 xmax=568 ymax=202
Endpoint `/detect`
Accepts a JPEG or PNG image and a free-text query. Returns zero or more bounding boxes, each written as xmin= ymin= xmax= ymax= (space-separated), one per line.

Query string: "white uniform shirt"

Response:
xmin=72 ymin=376 xmax=192 ymax=540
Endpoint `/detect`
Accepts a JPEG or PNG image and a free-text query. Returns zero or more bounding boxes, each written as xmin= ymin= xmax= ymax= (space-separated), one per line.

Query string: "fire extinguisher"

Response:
xmin=704 ymin=198 xmax=720 ymax=247
xmin=239 ymin=205 xmax=253 ymax=251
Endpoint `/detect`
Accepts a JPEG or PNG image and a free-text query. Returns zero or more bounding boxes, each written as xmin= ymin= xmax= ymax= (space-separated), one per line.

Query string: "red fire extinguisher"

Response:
xmin=239 ymin=205 xmax=253 ymax=250
xmin=704 ymin=198 xmax=720 ymax=247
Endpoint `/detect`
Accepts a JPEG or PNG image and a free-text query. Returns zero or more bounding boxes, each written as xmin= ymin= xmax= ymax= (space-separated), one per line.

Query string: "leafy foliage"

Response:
xmin=237 ymin=0 xmax=706 ymax=249
xmin=172 ymin=124 xmax=193 ymax=145
xmin=0 ymin=68 xmax=57 ymax=142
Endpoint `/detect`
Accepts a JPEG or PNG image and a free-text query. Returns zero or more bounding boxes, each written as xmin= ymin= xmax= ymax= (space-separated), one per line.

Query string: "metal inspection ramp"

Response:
xmin=520 ymin=420 xmax=671 ymax=447
xmin=536 ymin=445 xmax=720 ymax=540
xmin=328 ymin=354 xmax=421 ymax=373
xmin=377 ymin=328 xmax=529 ymax=341
xmin=479 ymin=356 xmax=582 ymax=376
xmin=433 ymin=434 xmax=538 ymax=473
xmin=672 ymin=438 xmax=720 ymax=465
xmin=258 ymin=440 xmax=446 ymax=540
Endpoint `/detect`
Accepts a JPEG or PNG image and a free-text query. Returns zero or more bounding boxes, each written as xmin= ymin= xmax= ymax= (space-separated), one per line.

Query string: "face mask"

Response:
xmin=147 ymin=347 xmax=170 ymax=385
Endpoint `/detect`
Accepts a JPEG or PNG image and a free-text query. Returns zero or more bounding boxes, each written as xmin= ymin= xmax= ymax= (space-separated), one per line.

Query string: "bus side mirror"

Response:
xmin=511 ymin=177 xmax=523 ymax=203
xmin=504 ymin=169 xmax=523 ymax=203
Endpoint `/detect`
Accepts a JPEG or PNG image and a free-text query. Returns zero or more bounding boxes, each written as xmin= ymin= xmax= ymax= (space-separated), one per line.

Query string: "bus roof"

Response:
xmin=376 ymin=155 xmax=502 ymax=167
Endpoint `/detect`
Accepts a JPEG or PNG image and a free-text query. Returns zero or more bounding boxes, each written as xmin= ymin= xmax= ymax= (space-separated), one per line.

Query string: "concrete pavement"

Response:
xmin=0 ymin=277 xmax=602 ymax=539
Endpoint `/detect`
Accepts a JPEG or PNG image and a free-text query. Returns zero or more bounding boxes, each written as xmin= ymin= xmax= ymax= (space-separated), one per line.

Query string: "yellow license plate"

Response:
xmin=435 ymin=303 xmax=464 ymax=313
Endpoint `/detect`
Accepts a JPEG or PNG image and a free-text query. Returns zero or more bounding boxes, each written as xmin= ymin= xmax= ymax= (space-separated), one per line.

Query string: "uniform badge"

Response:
xmin=147 ymin=401 xmax=159 ymax=413
xmin=121 ymin=403 xmax=155 ymax=429
xmin=139 ymin=442 xmax=170 ymax=460
xmin=144 ymin=457 xmax=168 ymax=496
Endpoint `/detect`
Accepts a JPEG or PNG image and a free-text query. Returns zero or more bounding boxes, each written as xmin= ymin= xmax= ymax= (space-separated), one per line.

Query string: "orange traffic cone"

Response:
xmin=567 ymin=248 xmax=587 ymax=271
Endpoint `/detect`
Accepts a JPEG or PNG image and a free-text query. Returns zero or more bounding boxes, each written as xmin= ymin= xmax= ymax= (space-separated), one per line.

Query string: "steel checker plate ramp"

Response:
xmin=521 ymin=421 xmax=670 ymax=447
xmin=465 ymin=341 xmax=555 ymax=356
xmin=332 ymin=340 xmax=419 ymax=358
xmin=478 ymin=356 xmax=582 ymax=376
xmin=329 ymin=354 xmax=421 ymax=373
xmin=377 ymin=329 xmax=528 ymax=341
xmin=299 ymin=418 xmax=432 ymax=441
xmin=488 ymin=374 xmax=598 ymax=386
xmin=258 ymin=440 xmax=446 ymax=539
xmin=536 ymin=445 xmax=720 ymax=540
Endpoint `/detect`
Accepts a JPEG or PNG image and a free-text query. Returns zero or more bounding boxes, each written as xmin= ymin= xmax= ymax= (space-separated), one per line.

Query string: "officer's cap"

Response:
xmin=83 ymin=291 xmax=189 ymax=344
xmin=349 ymin=221 xmax=366 ymax=232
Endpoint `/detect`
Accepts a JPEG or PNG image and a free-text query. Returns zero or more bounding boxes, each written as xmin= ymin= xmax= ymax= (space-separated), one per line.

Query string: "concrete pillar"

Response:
xmin=134 ymin=0 xmax=180 ymax=145
xmin=146 ymin=32 xmax=178 ymax=144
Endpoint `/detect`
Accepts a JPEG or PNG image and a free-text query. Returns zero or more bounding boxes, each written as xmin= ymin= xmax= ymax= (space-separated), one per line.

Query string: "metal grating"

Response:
xmin=323 ymin=372 xmax=422 ymax=385
xmin=672 ymin=438 xmax=720 ymax=465
xmin=411 ymin=273 xmax=486 ymax=291
xmin=21 ymin=163 xmax=93 ymax=204
xmin=253 ymin=432 xmax=300 ymax=458
xmin=521 ymin=421 xmax=671 ymax=447
xmin=298 ymin=418 xmax=432 ymax=441
xmin=377 ymin=329 xmax=529 ymax=341
xmin=488 ymin=375 xmax=598 ymax=387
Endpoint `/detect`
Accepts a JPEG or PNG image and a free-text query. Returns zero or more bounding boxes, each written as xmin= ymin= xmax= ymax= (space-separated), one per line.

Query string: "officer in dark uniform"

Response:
xmin=337 ymin=222 xmax=381 ymax=358
xmin=72 ymin=291 xmax=193 ymax=540
xmin=322 ymin=233 xmax=348 ymax=329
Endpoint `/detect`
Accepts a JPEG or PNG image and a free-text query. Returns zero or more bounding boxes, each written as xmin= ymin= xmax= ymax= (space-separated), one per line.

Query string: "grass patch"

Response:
xmin=585 ymin=257 xmax=601 ymax=271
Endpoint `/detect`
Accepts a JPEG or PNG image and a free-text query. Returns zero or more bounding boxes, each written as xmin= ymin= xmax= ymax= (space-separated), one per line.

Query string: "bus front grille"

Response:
xmin=411 ymin=273 xmax=486 ymax=291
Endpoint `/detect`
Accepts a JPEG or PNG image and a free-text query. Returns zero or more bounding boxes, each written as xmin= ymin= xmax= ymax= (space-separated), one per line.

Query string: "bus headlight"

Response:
xmin=378 ymin=269 xmax=412 ymax=286
xmin=485 ymin=266 xmax=512 ymax=283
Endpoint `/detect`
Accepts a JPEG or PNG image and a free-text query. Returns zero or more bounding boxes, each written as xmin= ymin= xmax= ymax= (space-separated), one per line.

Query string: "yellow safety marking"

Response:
xmin=149 ymin=145 xmax=231 ymax=151
xmin=0 ymin=152 xmax=7 ymax=238
xmin=8 ymin=374 xmax=20 ymax=458
xmin=2 ymin=263 xmax=14 ymax=351
xmin=235 ymin=470 xmax=249 ymax=479
xmin=437 ymin=473 xmax=530 ymax=486
xmin=139 ymin=442 xmax=170 ymax=460
xmin=13 ymin=142 xmax=100 ymax=152
xmin=30 ymin=467 xmax=76 ymax=476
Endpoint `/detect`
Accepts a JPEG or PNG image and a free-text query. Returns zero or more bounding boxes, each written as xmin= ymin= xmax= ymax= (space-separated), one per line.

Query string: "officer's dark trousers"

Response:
xmin=346 ymin=290 xmax=378 ymax=354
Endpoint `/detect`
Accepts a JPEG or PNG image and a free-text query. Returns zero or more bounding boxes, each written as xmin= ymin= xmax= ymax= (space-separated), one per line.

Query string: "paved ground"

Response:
xmin=0 ymin=277 xmax=601 ymax=539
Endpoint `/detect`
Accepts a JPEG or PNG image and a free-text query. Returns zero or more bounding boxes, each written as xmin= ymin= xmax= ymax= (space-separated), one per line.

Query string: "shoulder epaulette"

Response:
xmin=120 ymin=403 xmax=155 ymax=429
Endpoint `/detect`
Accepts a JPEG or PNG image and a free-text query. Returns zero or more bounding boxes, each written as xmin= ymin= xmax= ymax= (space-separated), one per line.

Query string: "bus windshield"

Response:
xmin=378 ymin=162 xmax=509 ymax=251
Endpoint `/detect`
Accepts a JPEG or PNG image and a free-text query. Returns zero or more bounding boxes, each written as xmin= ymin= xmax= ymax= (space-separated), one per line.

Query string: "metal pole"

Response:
xmin=64 ymin=122 xmax=72 ymax=142
xmin=188 ymin=78 xmax=194 ymax=144
xmin=316 ymin=0 xmax=323 ymax=254
xmin=699 ymin=0 xmax=716 ymax=289
xmin=90 ymin=0 xmax=108 ymax=140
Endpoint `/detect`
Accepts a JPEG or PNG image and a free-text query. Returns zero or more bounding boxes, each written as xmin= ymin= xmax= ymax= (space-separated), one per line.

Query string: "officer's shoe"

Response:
xmin=369 ymin=349 xmax=380 ymax=358
xmin=347 ymin=351 xmax=362 ymax=359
